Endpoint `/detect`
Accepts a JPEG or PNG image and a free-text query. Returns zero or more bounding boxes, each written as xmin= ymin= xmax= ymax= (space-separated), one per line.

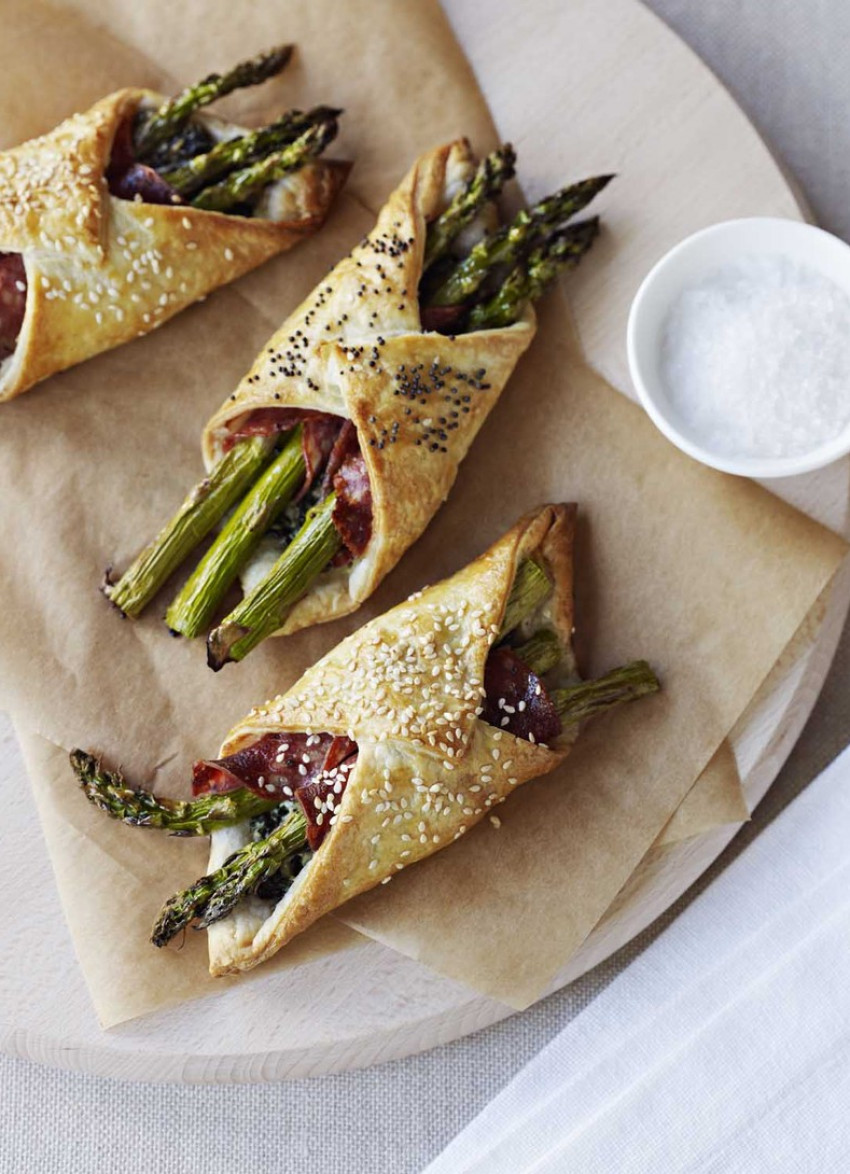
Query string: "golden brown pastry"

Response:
xmin=0 ymin=87 xmax=347 ymax=401
xmin=74 ymin=505 xmax=658 ymax=974
xmin=102 ymin=138 xmax=608 ymax=668
xmin=203 ymin=505 xmax=574 ymax=973
xmin=201 ymin=139 xmax=536 ymax=639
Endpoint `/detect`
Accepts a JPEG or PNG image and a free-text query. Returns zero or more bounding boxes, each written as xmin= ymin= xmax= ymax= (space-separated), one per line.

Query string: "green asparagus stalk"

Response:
xmin=513 ymin=628 xmax=562 ymax=677
xmin=192 ymin=117 xmax=338 ymax=212
xmin=166 ymin=428 xmax=307 ymax=638
xmin=467 ymin=218 xmax=600 ymax=331
xmin=160 ymin=106 xmax=342 ymax=197
xmin=499 ymin=558 xmax=552 ymax=638
xmin=151 ymin=808 xmax=308 ymax=945
xmin=104 ymin=437 xmax=273 ymax=619
xmin=553 ymin=660 xmax=660 ymax=725
xmin=423 ymin=144 xmax=516 ymax=269
xmin=70 ymin=749 xmax=279 ymax=835
xmin=427 ymin=174 xmax=612 ymax=308
xmin=207 ymin=493 xmax=342 ymax=669
xmin=135 ymin=44 xmax=294 ymax=158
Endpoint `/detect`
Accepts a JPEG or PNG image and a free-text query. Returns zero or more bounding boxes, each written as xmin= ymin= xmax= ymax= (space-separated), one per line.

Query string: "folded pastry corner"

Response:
xmin=203 ymin=503 xmax=581 ymax=976
xmin=0 ymin=57 xmax=348 ymax=401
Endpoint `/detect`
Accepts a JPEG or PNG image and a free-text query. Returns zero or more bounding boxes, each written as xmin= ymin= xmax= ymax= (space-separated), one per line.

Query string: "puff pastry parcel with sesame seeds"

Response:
xmin=195 ymin=504 xmax=579 ymax=974
xmin=0 ymin=85 xmax=348 ymax=402
xmin=74 ymin=504 xmax=658 ymax=971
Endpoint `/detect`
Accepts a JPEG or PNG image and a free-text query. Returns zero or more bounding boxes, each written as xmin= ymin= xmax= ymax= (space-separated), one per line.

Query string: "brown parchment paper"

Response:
xmin=0 ymin=0 xmax=845 ymax=1024
xmin=656 ymin=742 xmax=749 ymax=848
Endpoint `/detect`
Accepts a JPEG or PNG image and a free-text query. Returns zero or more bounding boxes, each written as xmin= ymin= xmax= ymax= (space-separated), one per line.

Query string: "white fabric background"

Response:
xmin=424 ymin=747 xmax=850 ymax=1173
xmin=2 ymin=3 xmax=849 ymax=1171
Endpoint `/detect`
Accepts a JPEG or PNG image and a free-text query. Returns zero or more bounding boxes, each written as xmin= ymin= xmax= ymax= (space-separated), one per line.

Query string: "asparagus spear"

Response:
xmin=467 ymin=218 xmax=600 ymax=331
xmin=166 ymin=427 xmax=307 ymax=637
xmin=427 ymin=174 xmax=612 ymax=309
xmin=151 ymin=808 xmax=308 ymax=945
xmin=70 ymin=749 xmax=279 ymax=835
xmin=513 ymin=628 xmax=562 ymax=676
xmin=200 ymin=517 xmax=549 ymax=671
xmin=207 ymin=493 xmax=342 ymax=669
xmin=192 ymin=117 xmax=338 ymax=212
xmin=499 ymin=558 xmax=552 ymax=637
xmin=135 ymin=44 xmax=294 ymax=158
xmin=423 ymin=145 xmax=516 ymax=269
xmin=553 ymin=660 xmax=660 ymax=725
xmin=160 ymin=106 xmax=342 ymax=197
xmin=104 ymin=436 xmax=273 ymax=618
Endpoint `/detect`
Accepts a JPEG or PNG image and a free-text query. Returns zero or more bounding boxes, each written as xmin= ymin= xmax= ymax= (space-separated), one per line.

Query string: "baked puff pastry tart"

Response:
xmin=0 ymin=45 xmax=348 ymax=401
xmin=73 ymin=505 xmax=659 ymax=974
xmin=103 ymin=139 xmax=611 ymax=668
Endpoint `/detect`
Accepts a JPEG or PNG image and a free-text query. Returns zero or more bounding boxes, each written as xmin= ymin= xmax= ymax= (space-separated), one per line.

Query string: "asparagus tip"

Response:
xmin=69 ymin=747 xmax=97 ymax=778
xmin=592 ymin=172 xmax=616 ymax=191
xmin=489 ymin=141 xmax=517 ymax=179
xmin=233 ymin=43 xmax=295 ymax=81
xmin=309 ymin=104 xmax=344 ymax=120
xmin=269 ymin=42 xmax=295 ymax=69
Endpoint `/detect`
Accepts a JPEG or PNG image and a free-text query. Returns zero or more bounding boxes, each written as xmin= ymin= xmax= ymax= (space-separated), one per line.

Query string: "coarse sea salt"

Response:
xmin=660 ymin=254 xmax=850 ymax=459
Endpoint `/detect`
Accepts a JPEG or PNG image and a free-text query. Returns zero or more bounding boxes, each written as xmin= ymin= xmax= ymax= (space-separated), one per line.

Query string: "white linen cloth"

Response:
xmin=425 ymin=745 xmax=850 ymax=1173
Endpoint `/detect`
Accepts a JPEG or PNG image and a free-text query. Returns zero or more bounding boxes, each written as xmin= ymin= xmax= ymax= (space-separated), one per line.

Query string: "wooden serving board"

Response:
xmin=1 ymin=0 xmax=848 ymax=1080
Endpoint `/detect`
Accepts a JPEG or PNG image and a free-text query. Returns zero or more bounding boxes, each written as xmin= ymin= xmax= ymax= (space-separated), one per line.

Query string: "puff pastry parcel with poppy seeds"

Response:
xmin=103 ymin=137 xmax=608 ymax=666
xmin=199 ymin=139 xmax=537 ymax=641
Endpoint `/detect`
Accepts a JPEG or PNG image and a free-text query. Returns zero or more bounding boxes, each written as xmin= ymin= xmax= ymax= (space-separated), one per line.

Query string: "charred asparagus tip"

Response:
xmin=423 ymin=143 xmax=517 ymax=269
xmin=103 ymin=436 xmax=273 ymax=619
xmin=151 ymin=808 xmax=308 ymax=946
xmin=466 ymin=216 xmax=600 ymax=332
xmin=70 ymin=749 xmax=279 ymax=835
xmin=553 ymin=660 xmax=660 ymax=726
xmin=207 ymin=492 xmax=342 ymax=670
xmin=499 ymin=558 xmax=553 ymax=638
xmin=161 ymin=106 xmax=343 ymax=198
xmin=191 ymin=116 xmax=339 ymax=213
xmin=135 ymin=44 xmax=295 ymax=156
xmin=427 ymin=172 xmax=613 ymax=311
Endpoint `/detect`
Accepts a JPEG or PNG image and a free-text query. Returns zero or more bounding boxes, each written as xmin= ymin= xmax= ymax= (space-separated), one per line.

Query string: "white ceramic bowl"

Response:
xmin=627 ymin=217 xmax=850 ymax=477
